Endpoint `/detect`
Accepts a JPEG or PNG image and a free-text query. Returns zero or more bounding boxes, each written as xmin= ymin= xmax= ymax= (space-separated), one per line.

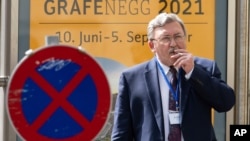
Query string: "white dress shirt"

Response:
xmin=156 ymin=58 xmax=193 ymax=141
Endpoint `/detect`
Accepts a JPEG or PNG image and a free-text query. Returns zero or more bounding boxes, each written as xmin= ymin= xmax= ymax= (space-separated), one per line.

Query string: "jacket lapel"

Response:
xmin=144 ymin=58 xmax=165 ymax=139
xmin=179 ymin=68 xmax=191 ymax=120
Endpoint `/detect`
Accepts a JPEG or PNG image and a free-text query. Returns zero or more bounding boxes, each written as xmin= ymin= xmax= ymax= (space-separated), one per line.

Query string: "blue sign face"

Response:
xmin=22 ymin=59 xmax=98 ymax=138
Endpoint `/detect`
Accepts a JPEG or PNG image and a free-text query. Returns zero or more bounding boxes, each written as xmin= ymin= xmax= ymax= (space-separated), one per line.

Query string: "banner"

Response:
xmin=30 ymin=0 xmax=215 ymax=67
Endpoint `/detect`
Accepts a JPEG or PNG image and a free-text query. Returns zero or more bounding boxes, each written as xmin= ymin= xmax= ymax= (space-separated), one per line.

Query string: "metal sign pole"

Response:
xmin=45 ymin=35 xmax=59 ymax=46
xmin=1 ymin=0 xmax=12 ymax=140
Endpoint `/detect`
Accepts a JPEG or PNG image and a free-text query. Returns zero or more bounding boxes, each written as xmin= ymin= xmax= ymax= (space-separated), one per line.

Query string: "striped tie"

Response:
xmin=168 ymin=66 xmax=181 ymax=141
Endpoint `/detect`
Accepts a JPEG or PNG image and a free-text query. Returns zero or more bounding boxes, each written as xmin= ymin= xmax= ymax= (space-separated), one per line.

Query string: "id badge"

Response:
xmin=169 ymin=111 xmax=181 ymax=124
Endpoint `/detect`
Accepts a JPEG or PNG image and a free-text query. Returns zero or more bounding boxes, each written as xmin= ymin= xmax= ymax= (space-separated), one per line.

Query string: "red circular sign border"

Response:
xmin=6 ymin=45 xmax=111 ymax=141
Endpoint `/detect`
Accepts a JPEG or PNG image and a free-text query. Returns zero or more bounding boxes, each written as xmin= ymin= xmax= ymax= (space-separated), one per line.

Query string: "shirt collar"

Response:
xmin=155 ymin=56 xmax=170 ymax=74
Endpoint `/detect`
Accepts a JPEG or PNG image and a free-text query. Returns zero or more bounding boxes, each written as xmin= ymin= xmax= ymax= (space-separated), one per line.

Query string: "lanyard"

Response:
xmin=156 ymin=60 xmax=180 ymax=110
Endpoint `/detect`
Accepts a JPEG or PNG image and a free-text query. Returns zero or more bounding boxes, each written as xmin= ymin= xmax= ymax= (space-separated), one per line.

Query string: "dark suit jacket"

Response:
xmin=111 ymin=57 xmax=235 ymax=141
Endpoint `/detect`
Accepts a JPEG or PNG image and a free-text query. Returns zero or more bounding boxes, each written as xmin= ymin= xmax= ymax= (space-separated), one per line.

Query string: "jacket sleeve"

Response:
xmin=189 ymin=59 xmax=235 ymax=112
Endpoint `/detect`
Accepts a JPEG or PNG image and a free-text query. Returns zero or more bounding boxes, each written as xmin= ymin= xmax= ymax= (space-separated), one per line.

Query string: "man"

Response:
xmin=111 ymin=13 xmax=235 ymax=141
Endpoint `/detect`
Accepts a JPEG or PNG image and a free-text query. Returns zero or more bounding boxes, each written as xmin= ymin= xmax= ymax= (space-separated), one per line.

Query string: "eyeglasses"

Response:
xmin=151 ymin=35 xmax=185 ymax=44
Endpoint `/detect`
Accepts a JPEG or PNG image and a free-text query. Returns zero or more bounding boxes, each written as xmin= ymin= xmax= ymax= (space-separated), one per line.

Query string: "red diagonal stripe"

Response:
xmin=29 ymin=68 xmax=91 ymax=131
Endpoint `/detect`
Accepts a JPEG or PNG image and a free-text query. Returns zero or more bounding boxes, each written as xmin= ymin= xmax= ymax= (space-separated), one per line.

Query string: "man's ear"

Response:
xmin=148 ymin=41 xmax=155 ymax=52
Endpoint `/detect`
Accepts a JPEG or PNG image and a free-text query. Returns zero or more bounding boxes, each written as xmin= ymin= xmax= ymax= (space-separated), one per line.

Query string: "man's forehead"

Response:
xmin=154 ymin=26 xmax=183 ymax=36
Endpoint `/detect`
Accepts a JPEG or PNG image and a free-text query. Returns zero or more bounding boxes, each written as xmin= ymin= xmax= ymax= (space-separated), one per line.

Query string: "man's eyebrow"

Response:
xmin=162 ymin=33 xmax=182 ymax=37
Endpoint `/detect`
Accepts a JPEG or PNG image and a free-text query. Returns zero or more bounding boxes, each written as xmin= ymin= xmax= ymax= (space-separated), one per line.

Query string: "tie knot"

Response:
xmin=169 ymin=66 xmax=177 ymax=76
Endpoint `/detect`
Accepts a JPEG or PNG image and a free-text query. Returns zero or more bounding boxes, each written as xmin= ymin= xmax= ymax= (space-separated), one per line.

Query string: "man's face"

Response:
xmin=149 ymin=21 xmax=186 ymax=66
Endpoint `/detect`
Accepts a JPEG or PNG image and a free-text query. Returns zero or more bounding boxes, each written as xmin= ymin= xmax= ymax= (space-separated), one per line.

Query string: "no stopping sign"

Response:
xmin=6 ymin=45 xmax=111 ymax=141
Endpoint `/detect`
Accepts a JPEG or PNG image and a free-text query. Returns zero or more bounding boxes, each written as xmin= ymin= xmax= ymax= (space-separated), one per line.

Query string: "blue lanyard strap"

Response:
xmin=156 ymin=59 xmax=180 ymax=109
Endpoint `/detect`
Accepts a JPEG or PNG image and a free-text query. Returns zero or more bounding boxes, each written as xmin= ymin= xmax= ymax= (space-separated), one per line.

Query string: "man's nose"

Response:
xmin=169 ymin=38 xmax=177 ymax=46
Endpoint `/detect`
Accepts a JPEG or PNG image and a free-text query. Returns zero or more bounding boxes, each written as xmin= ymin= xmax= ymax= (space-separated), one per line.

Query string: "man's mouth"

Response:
xmin=169 ymin=48 xmax=176 ymax=55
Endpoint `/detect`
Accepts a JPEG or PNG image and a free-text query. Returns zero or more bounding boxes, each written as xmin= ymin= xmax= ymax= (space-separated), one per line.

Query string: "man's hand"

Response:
xmin=171 ymin=49 xmax=194 ymax=74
